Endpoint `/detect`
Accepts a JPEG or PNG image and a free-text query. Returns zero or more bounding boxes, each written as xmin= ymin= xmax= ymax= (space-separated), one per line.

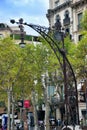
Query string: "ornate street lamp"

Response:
xmin=10 ymin=18 xmax=79 ymax=126
xmin=53 ymin=19 xmax=68 ymax=126
xmin=10 ymin=18 xmax=26 ymax=48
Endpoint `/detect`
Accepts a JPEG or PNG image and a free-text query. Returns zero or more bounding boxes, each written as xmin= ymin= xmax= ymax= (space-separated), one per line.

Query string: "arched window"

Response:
xmin=55 ymin=14 xmax=60 ymax=22
xmin=64 ymin=10 xmax=69 ymax=18
xmin=63 ymin=10 xmax=70 ymax=26
xmin=0 ymin=23 xmax=5 ymax=28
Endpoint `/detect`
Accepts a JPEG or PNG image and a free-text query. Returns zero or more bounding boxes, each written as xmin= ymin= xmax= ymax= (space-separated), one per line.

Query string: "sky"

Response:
xmin=0 ymin=0 xmax=49 ymax=35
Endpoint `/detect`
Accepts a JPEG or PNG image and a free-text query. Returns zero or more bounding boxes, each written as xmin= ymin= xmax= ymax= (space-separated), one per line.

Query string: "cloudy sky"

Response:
xmin=0 ymin=0 xmax=49 ymax=35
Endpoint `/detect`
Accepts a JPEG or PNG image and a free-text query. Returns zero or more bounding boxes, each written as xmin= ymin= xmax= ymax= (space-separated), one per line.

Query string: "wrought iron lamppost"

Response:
xmin=53 ymin=19 xmax=68 ymax=126
xmin=10 ymin=18 xmax=25 ymax=129
xmin=10 ymin=18 xmax=79 ymax=126
xmin=53 ymin=19 xmax=80 ymax=127
xmin=11 ymin=18 xmax=26 ymax=48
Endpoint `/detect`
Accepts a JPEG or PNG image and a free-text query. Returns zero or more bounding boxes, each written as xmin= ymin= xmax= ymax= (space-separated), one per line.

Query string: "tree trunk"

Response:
xmin=45 ymin=101 xmax=50 ymax=130
xmin=32 ymin=89 xmax=38 ymax=130
xmin=43 ymin=76 xmax=50 ymax=130
xmin=7 ymin=89 xmax=11 ymax=130
xmin=11 ymin=94 xmax=14 ymax=130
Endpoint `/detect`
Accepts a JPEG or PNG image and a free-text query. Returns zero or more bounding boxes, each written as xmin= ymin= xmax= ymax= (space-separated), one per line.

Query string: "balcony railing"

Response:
xmin=63 ymin=17 xmax=70 ymax=26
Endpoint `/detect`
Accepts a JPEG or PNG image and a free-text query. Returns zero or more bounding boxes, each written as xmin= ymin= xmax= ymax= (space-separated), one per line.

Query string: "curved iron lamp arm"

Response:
xmin=10 ymin=19 xmax=79 ymax=124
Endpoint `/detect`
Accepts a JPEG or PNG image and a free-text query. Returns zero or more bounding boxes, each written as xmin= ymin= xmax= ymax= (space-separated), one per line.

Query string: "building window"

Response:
xmin=65 ymin=28 xmax=71 ymax=39
xmin=63 ymin=10 xmax=70 ymax=26
xmin=77 ymin=12 xmax=83 ymax=31
xmin=0 ymin=23 xmax=5 ymax=29
xmin=65 ymin=28 xmax=70 ymax=34
xmin=55 ymin=14 xmax=60 ymax=22
xmin=78 ymin=35 xmax=83 ymax=41
xmin=64 ymin=10 xmax=69 ymax=18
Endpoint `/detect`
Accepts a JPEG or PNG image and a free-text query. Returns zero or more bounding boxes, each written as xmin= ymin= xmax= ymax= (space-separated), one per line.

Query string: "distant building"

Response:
xmin=0 ymin=23 xmax=40 ymax=44
xmin=0 ymin=23 xmax=11 ymax=38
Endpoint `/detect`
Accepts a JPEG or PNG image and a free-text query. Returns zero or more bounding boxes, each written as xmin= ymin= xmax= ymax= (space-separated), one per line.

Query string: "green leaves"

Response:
xmin=74 ymin=33 xmax=87 ymax=78
xmin=81 ymin=10 xmax=87 ymax=30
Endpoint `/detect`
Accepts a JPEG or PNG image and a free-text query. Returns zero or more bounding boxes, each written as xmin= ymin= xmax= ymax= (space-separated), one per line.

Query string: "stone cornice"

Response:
xmin=46 ymin=1 xmax=72 ymax=18
xmin=71 ymin=0 xmax=87 ymax=8
xmin=54 ymin=1 xmax=71 ymax=12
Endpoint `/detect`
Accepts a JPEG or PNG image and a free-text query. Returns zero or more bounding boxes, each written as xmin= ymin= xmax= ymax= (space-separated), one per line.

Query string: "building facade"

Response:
xmin=47 ymin=0 xmax=87 ymax=43
xmin=0 ymin=23 xmax=12 ymax=38
xmin=47 ymin=0 xmax=87 ymax=127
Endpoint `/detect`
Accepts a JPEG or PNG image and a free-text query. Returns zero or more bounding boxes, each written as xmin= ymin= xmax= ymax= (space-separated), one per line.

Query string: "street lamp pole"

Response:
xmin=10 ymin=18 xmax=79 ymax=126
xmin=18 ymin=18 xmax=26 ymax=48
xmin=54 ymin=19 xmax=68 ymax=126
xmin=61 ymin=32 xmax=68 ymax=126
xmin=17 ymin=18 xmax=25 ymax=129
xmin=54 ymin=19 xmax=79 ymax=125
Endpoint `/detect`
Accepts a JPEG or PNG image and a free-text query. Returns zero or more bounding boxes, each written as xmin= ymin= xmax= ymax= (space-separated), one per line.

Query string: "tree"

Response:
xmin=0 ymin=37 xmax=21 ymax=100
xmin=0 ymin=37 xmax=23 ymax=130
xmin=0 ymin=35 xmax=78 ymax=130
xmin=74 ymin=10 xmax=87 ymax=80
xmin=75 ymin=33 xmax=87 ymax=80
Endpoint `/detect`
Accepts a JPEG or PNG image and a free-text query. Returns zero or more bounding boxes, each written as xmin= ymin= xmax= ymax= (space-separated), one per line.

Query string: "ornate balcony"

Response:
xmin=63 ymin=17 xmax=70 ymax=26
